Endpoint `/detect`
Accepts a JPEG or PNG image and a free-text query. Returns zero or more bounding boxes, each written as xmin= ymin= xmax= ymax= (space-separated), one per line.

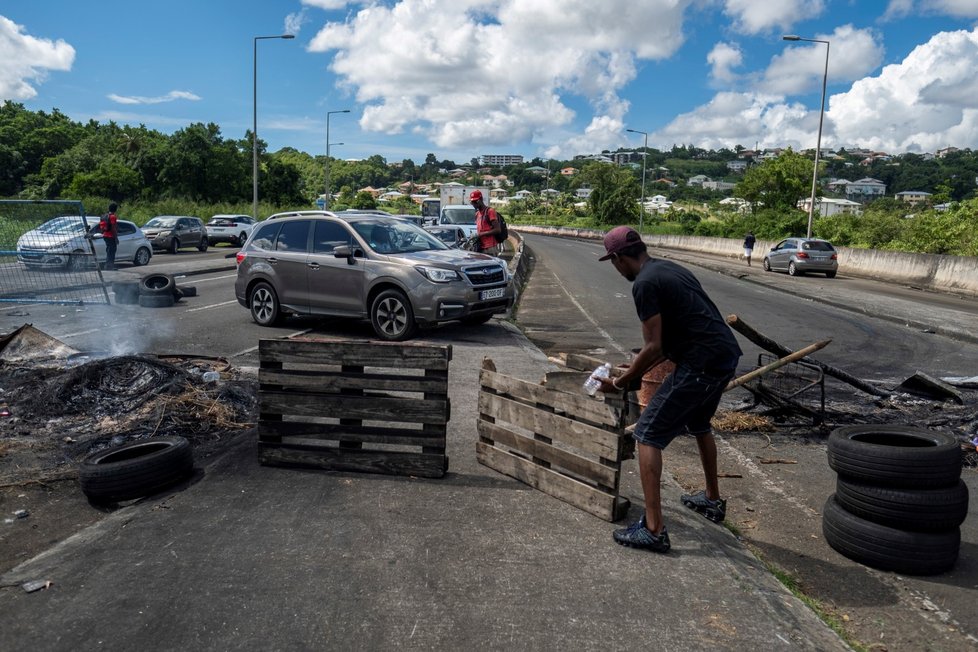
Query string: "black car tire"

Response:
xmin=788 ymin=261 xmax=801 ymax=276
xmin=139 ymin=293 xmax=175 ymax=308
xmin=835 ymin=477 xmax=968 ymax=532
xmin=112 ymin=280 xmax=140 ymax=305
xmin=79 ymin=436 xmax=194 ymax=504
xmin=762 ymin=258 xmax=771 ymax=272
xmin=133 ymin=247 xmax=152 ymax=267
xmin=827 ymin=425 xmax=962 ymax=488
xmin=140 ymin=273 xmax=175 ymax=296
xmin=169 ymin=238 xmax=180 ymax=255
xmin=237 ymin=232 xmax=248 ymax=245
xmin=370 ymin=289 xmax=417 ymax=341
xmin=177 ymin=285 xmax=197 ymax=297
xmin=250 ymin=282 xmax=281 ymax=326
xmin=822 ymin=495 xmax=959 ymax=575
xmin=825 ymin=271 xmax=837 ymax=278
xmin=197 ymin=239 xmax=208 ymax=252
xmin=66 ymin=250 xmax=88 ymax=272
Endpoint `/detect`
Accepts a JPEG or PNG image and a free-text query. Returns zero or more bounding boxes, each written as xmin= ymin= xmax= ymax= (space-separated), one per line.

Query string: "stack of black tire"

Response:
xmin=111 ymin=273 xmax=197 ymax=307
xmin=824 ymin=425 xmax=968 ymax=575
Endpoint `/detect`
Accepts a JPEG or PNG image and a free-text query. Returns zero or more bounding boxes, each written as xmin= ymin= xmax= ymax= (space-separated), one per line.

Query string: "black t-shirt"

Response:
xmin=632 ymin=258 xmax=742 ymax=371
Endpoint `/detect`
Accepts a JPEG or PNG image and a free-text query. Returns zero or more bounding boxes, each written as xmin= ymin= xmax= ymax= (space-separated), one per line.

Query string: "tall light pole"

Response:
xmin=783 ymin=34 xmax=829 ymax=238
xmin=626 ymin=128 xmax=648 ymax=233
xmin=325 ymin=109 xmax=351 ymax=209
xmin=253 ymin=33 xmax=294 ymax=220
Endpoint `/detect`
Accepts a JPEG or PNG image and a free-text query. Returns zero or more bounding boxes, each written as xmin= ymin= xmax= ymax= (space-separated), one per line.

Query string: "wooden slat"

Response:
xmin=259 ymin=420 xmax=445 ymax=447
xmin=477 ymin=420 xmax=618 ymax=487
xmin=260 ymin=443 xmax=447 ymax=478
xmin=260 ymin=339 xmax=451 ymax=370
xmin=478 ymin=393 xmax=624 ymax=460
xmin=476 ymin=441 xmax=619 ymax=521
xmin=480 ymin=368 xmax=619 ymax=427
xmin=258 ymin=368 xmax=448 ymax=394
xmin=262 ymin=391 xmax=449 ymax=424
xmin=563 ymin=352 xmax=612 ymax=373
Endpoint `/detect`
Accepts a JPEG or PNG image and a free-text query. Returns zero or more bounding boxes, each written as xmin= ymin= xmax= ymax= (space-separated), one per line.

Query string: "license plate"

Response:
xmin=480 ymin=288 xmax=505 ymax=300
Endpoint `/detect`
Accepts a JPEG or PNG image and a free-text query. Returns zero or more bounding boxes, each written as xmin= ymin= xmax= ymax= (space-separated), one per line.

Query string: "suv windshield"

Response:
xmin=145 ymin=217 xmax=178 ymax=228
xmin=351 ymin=220 xmax=448 ymax=254
xmin=441 ymin=206 xmax=477 ymax=225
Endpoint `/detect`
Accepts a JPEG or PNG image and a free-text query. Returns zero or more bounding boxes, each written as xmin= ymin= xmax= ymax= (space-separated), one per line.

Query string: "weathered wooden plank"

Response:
xmin=541 ymin=370 xmax=591 ymax=394
xmin=478 ymin=393 xmax=623 ymax=460
xmin=259 ymin=443 xmax=447 ymax=478
xmin=261 ymin=391 xmax=449 ymax=424
xmin=477 ymin=420 xmax=619 ymax=487
xmin=480 ymin=368 xmax=620 ymax=427
xmin=259 ymin=369 xmax=448 ymax=394
xmin=563 ymin=352 xmax=612 ymax=373
xmin=476 ymin=441 xmax=618 ymax=521
xmin=259 ymin=338 xmax=451 ymax=370
xmin=258 ymin=420 xmax=446 ymax=447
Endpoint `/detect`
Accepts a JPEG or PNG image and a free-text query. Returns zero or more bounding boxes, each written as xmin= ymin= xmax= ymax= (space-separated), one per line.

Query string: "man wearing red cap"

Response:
xmin=597 ymin=226 xmax=742 ymax=553
xmin=470 ymin=190 xmax=502 ymax=255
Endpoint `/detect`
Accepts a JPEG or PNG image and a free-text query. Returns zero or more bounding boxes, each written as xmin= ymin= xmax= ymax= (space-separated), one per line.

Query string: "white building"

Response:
xmin=799 ymin=197 xmax=863 ymax=217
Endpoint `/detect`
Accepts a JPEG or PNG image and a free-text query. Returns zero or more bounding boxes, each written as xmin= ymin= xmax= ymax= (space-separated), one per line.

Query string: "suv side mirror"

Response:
xmin=334 ymin=245 xmax=356 ymax=264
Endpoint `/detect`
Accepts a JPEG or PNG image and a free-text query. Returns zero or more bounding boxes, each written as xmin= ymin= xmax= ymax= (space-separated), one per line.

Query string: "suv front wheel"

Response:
xmin=370 ymin=289 xmax=417 ymax=341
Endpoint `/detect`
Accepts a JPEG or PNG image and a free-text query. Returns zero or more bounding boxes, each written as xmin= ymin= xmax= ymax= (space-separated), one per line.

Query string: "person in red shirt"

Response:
xmin=470 ymin=190 xmax=501 ymax=255
xmin=99 ymin=202 xmax=119 ymax=271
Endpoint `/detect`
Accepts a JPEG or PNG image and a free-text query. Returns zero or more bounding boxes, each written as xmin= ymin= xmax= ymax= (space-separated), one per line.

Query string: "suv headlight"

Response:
xmin=417 ymin=266 xmax=460 ymax=283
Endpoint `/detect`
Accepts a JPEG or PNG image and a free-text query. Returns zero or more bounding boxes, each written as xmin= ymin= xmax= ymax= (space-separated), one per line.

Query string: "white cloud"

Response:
xmin=707 ymin=42 xmax=743 ymax=83
xmin=302 ymin=0 xmax=354 ymax=10
xmin=763 ymin=25 xmax=884 ymax=95
xmin=307 ymin=0 xmax=692 ymax=153
xmin=885 ymin=0 xmax=978 ymax=20
xmin=722 ymin=0 xmax=826 ymax=35
xmin=285 ymin=10 xmax=308 ymax=36
xmin=0 ymin=16 xmax=74 ymax=101
xmin=107 ymin=90 xmax=201 ymax=105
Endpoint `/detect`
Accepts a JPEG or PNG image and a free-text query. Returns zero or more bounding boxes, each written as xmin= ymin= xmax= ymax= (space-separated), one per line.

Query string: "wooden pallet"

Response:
xmin=476 ymin=358 xmax=632 ymax=521
xmin=258 ymin=338 xmax=451 ymax=478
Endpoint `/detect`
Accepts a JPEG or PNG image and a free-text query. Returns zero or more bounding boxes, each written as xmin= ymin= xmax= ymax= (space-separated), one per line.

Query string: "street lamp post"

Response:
xmin=325 ymin=109 xmax=351 ymax=209
xmin=626 ymin=128 xmax=648 ymax=233
xmin=253 ymin=34 xmax=294 ymax=220
xmin=783 ymin=34 xmax=830 ymax=238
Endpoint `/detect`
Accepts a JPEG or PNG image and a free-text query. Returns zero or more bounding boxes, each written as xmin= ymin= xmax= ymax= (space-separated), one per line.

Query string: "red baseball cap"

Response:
xmin=469 ymin=190 xmax=483 ymax=202
xmin=599 ymin=226 xmax=643 ymax=260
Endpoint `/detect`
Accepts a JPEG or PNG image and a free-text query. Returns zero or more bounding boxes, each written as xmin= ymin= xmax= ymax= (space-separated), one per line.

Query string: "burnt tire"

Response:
xmin=177 ymin=284 xmax=197 ymax=297
xmin=836 ymin=477 xmax=969 ymax=532
xmin=822 ymin=495 xmax=959 ymax=575
xmin=79 ymin=436 xmax=194 ymax=503
xmin=827 ymin=425 xmax=962 ymax=488
xmin=141 ymin=273 xmax=175 ymax=296
xmin=138 ymin=293 xmax=175 ymax=308
xmin=112 ymin=280 xmax=140 ymax=305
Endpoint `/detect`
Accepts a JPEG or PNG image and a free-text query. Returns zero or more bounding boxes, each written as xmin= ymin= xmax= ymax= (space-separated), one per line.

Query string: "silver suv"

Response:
xmin=234 ymin=211 xmax=514 ymax=340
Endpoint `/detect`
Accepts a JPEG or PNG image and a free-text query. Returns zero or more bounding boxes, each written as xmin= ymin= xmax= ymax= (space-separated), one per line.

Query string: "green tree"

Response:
xmin=351 ymin=190 xmax=378 ymax=210
xmin=735 ymin=149 xmax=812 ymax=213
xmin=579 ymin=162 xmax=640 ymax=225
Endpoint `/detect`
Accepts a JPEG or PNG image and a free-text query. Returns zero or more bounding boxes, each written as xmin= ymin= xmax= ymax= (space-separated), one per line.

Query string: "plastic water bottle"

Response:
xmin=583 ymin=363 xmax=611 ymax=396
xmin=202 ymin=371 xmax=221 ymax=383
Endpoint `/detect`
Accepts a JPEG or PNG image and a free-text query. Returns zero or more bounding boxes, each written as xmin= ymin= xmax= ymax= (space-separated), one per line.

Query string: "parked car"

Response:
xmin=16 ymin=215 xmax=153 ymax=270
xmin=763 ymin=237 xmax=838 ymax=277
xmin=141 ymin=216 xmax=208 ymax=253
xmin=436 ymin=204 xmax=479 ymax=237
xmin=206 ymin=214 xmax=257 ymax=246
xmin=424 ymin=225 xmax=469 ymax=249
xmin=234 ymin=212 xmax=514 ymax=340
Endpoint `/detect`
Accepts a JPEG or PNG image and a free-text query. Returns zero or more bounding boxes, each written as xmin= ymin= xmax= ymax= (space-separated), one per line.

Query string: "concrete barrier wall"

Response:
xmin=513 ymin=226 xmax=978 ymax=298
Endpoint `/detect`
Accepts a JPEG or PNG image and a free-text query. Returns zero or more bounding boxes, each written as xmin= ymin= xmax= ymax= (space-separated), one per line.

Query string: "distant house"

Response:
xmin=825 ymin=178 xmax=851 ymax=193
xmin=896 ymin=190 xmax=932 ymax=205
xmin=703 ymin=180 xmax=736 ymax=191
xmin=575 ymin=187 xmax=592 ymax=199
xmin=378 ymin=191 xmax=404 ymax=202
xmin=513 ymin=190 xmax=534 ymax=200
xmin=688 ymin=175 xmax=710 ymax=186
xmin=358 ymin=186 xmax=381 ymax=197
xmin=845 ymin=178 xmax=886 ymax=200
xmin=800 ymin=197 xmax=863 ymax=217
xmin=526 ymin=166 xmax=548 ymax=176
xmin=489 ymin=188 xmax=508 ymax=199
xmin=560 ymin=167 xmax=578 ymax=176
xmin=726 ymin=160 xmax=748 ymax=173
xmin=936 ymin=146 xmax=960 ymax=158
xmin=540 ymin=188 xmax=560 ymax=198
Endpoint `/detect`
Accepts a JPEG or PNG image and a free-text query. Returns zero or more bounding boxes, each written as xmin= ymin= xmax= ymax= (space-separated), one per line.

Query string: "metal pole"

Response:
xmin=252 ymin=34 xmax=294 ymax=221
xmin=627 ymin=129 xmax=648 ymax=233
xmin=783 ymin=35 xmax=830 ymax=238
xmin=325 ymin=109 xmax=351 ymax=209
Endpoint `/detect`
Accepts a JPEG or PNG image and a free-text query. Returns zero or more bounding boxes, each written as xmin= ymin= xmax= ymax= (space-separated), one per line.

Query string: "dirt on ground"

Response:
xmin=0 ymin=353 xmax=257 ymax=574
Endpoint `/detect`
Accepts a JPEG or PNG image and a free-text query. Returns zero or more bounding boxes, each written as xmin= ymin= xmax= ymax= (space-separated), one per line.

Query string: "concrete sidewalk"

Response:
xmin=0 ymin=318 xmax=846 ymax=650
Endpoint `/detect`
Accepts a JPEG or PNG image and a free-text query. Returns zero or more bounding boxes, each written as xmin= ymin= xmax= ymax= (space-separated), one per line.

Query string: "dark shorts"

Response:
xmin=633 ymin=363 xmax=736 ymax=449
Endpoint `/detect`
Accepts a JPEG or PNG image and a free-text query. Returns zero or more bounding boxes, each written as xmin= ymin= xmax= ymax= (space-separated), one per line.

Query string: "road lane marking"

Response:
xmin=181 ymin=274 xmax=237 ymax=283
xmin=549 ymin=270 xmax=628 ymax=356
xmin=230 ymin=328 xmax=311 ymax=359
xmin=185 ymin=300 xmax=239 ymax=313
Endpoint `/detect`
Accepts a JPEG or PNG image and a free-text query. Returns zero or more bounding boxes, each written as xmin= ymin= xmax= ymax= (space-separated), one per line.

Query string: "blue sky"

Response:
xmin=4 ymin=1 xmax=978 ymax=163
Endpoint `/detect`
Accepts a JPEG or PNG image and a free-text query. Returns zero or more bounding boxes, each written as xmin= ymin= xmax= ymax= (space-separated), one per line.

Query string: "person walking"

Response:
xmin=743 ymin=231 xmax=756 ymax=267
xmin=470 ymin=190 xmax=502 ymax=256
xmin=99 ymin=203 xmax=120 ymax=271
xmin=596 ymin=226 xmax=742 ymax=553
